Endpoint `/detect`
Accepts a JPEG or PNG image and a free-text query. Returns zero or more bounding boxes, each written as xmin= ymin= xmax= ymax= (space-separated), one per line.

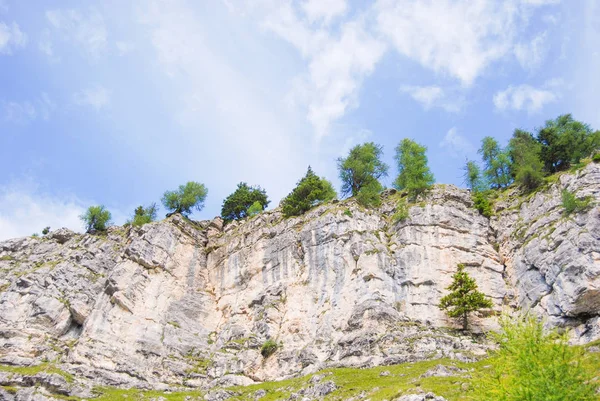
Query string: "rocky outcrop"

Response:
xmin=0 ymin=163 xmax=599 ymax=396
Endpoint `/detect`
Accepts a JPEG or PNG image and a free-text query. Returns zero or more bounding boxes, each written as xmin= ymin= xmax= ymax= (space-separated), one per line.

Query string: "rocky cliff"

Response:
xmin=0 ymin=163 xmax=599 ymax=398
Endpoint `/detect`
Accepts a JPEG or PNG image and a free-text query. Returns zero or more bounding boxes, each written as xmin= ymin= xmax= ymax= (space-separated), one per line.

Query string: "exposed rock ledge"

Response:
xmin=0 ymin=163 xmax=599 ymax=394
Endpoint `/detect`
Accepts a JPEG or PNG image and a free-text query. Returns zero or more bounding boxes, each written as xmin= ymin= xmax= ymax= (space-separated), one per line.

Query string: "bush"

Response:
xmin=41 ymin=226 xmax=50 ymax=235
xmin=162 ymin=182 xmax=208 ymax=217
xmin=593 ymin=153 xmax=600 ymax=163
xmin=247 ymin=201 xmax=263 ymax=217
xmin=355 ymin=180 xmax=382 ymax=208
xmin=562 ymin=189 xmax=593 ymax=215
xmin=281 ymin=166 xmax=336 ymax=217
xmin=474 ymin=314 xmax=598 ymax=400
xmin=392 ymin=199 xmax=409 ymax=223
xmin=472 ymin=191 xmax=493 ymax=218
xmin=343 ymin=209 xmax=352 ymax=217
xmin=129 ymin=203 xmax=158 ymax=227
xmin=221 ymin=182 xmax=269 ymax=222
xmin=260 ymin=339 xmax=278 ymax=358
xmin=80 ymin=205 xmax=112 ymax=232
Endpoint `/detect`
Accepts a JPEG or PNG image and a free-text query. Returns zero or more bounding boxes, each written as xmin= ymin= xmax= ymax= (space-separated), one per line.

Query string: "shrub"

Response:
xmin=562 ymin=189 xmax=593 ymax=215
xmin=337 ymin=142 xmax=388 ymax=197
xmin=129 ymin=203 xmax=158 ymax=227
xmin=80 ymin=205 xmax=112 ymax=233
xmin=162 ymin=182 xmax=208 ymax=217
xmin=343 ymin=209 xmax=352 ymax=217
xmin=394 ymin=138 xmax=434 ymax=200
xmin=355 ymin=180 xmax=382 ymax=208
xmin=472 ymin=191 xmax=493 ymax=217
xmin=392 ymin=199 xmax=409 ymax=223
xmin=247 ymin=201 xmax=263 ymax=217
xmin=593 ymin=153 xmax=600 ymax=163
xmin=439 ymin=264 xmax=493 ymax=330
xmin=474 ymin=314 xmax=598 ymax=400
xmin=31 ymin=233 xmax=39 ymax=237
xmin=260 ymin=339 xmax=278 ymax=358
xmin=221 ymin=182 xmax=269 ymax=222
xmin=281 ymin=166 xmax=336 ymax=217
xmin=41 ymin=227 xmax=50 ymax=235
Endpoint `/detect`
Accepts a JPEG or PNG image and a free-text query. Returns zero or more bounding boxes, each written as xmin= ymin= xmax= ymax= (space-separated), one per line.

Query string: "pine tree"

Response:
xmin=439 ymin=264 xmax=493 ymax=330
xmin=394 ymin=138 xmax=435 ymax=200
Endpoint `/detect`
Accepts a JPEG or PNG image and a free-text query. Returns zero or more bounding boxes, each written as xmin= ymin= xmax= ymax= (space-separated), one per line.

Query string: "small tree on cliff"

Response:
xmin=162 ymin=181 xmax=208 ymax=217
xmin=439 ymin=264 xmax=493 ymax=330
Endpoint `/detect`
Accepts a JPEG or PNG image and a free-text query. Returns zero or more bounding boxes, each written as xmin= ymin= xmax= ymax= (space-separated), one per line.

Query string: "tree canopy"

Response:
xmin=537 ymin=114 xmax=600 ymax=173
xmin=337 ymin=142 xmax=388 ymax=198
xmin=281 ymin=166 xmax=336 ymax=217
xmin=508 ymin=129 xmax=544 ymax=191
xmin=439 ymin=264 xmax=493 ymax=330
xmin=463 ymin=160 xmax=484 ymax=192
xmin=221 ymin=182 xmax=269 ymax=222
xmin=80 ymin=205 xmax=112 ymax=233
xmin=394 ymin=138 xmax=434 ymax=199
xmin=161 ymin=181 xmax=208 ymax=217
xmin=479 ymin=137 xmax=512 ymax=189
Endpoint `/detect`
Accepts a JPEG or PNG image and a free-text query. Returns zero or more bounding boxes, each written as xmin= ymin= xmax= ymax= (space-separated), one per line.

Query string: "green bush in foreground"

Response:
xmin=472 ymin=191 xmax=493 ymax=217
xmin=80 ymin=205 xmax=112 ymax=232
xmin=475 ymin=314 xmax=598 ymax=401
xmin=261 ymin=339 xmax=278 ymax=358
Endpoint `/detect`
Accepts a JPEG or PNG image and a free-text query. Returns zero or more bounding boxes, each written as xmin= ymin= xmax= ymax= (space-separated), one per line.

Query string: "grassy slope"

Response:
xmin=2 ymin=343 xmax=598 ymax=401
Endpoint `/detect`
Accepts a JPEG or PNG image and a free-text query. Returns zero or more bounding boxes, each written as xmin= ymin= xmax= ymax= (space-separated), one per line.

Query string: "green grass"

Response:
xmin=0 ymin=362 xmax=74 ymax=384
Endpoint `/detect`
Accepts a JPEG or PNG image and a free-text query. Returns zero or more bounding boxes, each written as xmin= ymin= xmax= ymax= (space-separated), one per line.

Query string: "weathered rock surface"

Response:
xmin=0 ymin=163 xmax=599 ymax=397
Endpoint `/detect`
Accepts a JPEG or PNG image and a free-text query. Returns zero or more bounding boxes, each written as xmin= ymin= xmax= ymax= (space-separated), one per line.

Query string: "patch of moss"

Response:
xmin=0 ymin=255 xmax=15 ymax=262
xmin=0 ymin=363 xmax=74 ymax=384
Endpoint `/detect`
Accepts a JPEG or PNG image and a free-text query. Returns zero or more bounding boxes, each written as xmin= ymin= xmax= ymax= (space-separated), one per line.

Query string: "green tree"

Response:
xmin=479 ymin=137 xmax=512 ymax=189
xmin=221 ymin=182 xmax=269 ymax=222
xmin=41 ymin=226 xmax=50 ymax=235
xmin=475 ymin=314 xmax=598 ymax=401
xmin=129 ymin=203 xmax=158 ymax=227
xmin=463 ymin=160 xmax=484 ymax=192
xmin=439 ymin=264 xmax=493 ymax=330
xmin=508 ymin=129 xmax=544 ymax=191
xmin=537 ymin=114 xmax=600 ymax=173
xmin=337 ymin=142 xmax=388 ymax=198
xmin=161 ymin=182 xmax=208 ymax=217
xmin=247 ymin=201 xmax=263 ymax=217
xmin=355 ymin=179 xmax=384 ymax=208
xmin=281 ymin=166 xmax=336 ymax=217
xmin=80 ymin=205 xmax=112 ymax=233
xmin=394 ymin=139 xmax=435 ymax=200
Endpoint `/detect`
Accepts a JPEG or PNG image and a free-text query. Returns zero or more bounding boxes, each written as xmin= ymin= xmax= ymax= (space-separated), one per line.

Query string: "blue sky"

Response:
xmin=1 ymin=0 xmax=599 ymax=239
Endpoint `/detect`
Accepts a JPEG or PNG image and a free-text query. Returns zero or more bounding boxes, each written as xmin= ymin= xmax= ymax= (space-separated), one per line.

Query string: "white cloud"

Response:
xmin=45 ymin=8 xmax=108 ymax=60
xmin=38 ymin=29 xmax=57 ymax=60
xmin=0 ymin=21 xmax=27 ymax=54
xmin=521 ymin=0 xmax=560 ymax=5
xmin=1 ymin=93 xmax=57 ymax=123
xmin=116 ymin=40 xmax=135 ymax=55
xmin=301 ymin=0 xmax=347 ymax=25
xmin=1 ymin=100 xmax=35 ymax=123
xmin=262 ymin=3 xmax=385 ymax=140
xmin=73 ymin=85 xmax=111 ymax=111
xmin=400 ymin=85 xmax=463 ymax=112
xmin=493 ymin=83 xmax=558 ymax=113
xmin=440 ymin=127 xmax=475 ymax=158
xmin=514 ymin=31 xmax=548 ymax=71
xmin=375 ymin=0 xmax=522 ymax=86
xmin=0 ymin=180 xmax=86 ymax=241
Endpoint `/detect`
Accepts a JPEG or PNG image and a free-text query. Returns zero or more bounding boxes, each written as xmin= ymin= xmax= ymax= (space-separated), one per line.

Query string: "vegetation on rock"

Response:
xmin=80 ymin=205 xmax=112 ymax=232
xmin=221 ymin=182 xmax=269 ymax=222
xmin=281 ymin=166 xmax=336 ymax=217
xmin=162 ymin=181 xmax=208 ymax=217
xmin=260 ymin=339 xmax=278 ymax=358
xmin=439 ymin=264 xmax=493 ymax=330
xmin=128 ymin=203 xmax=158 ymax=227
xmin=337 ymin=142 xmax=388 ymax=207
xmin=561 ymin=189 xmax=593 ymax=215
xmin=394 ymin=138 xmax=434 ymax=200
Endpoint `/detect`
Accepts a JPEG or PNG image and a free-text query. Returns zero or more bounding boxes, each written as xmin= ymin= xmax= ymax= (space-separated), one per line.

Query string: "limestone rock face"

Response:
xmin=0 ymin=164 xmax=599 ymax=393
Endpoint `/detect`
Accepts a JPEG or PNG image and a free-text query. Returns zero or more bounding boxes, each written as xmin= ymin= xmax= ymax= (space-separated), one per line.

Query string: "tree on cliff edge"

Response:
xmin=162 ymin=181 xmax=208 ymax=217
xmin=439 ymin=264 xmax=493 ymax=330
